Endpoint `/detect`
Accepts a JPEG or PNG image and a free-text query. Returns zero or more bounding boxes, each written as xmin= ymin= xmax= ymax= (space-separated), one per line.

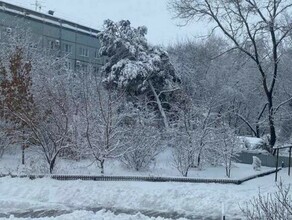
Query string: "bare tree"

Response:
xmin=169 ymin=0 xmax=292 ymax=149
xmin=120 ymin=103 xmax=162 ymax=171
xmin=74 ymin=73 xmax=132 ymax=174
xmin=32 ymin=75 xmax=72 ymax=174
xmin=171 ymin=94 xmax=216 ymax=176
xmin=212 ymin=122 xmax=241 ymax=178
xmin=0 ymin=29 xmax=73 ymax=173
xmin=168 ymin=38 xmax=268 ymax=139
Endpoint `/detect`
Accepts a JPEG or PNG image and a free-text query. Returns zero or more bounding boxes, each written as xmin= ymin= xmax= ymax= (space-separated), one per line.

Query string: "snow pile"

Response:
xmin=252 ymin=156 xmax=261 ymax=171
xmin=240 ymin=137 xmax=266 ymax=150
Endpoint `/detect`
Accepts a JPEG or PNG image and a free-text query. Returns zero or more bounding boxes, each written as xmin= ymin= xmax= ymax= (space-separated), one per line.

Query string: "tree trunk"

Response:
xmin=49 ymin=157 xmax=56 ymax=174
xmin=255 ymin=124 xmax=260 ymax=138
xmin=268 ymin=110 xmax=276 ymax=150
xmin=100 ymin=159 xmax=105 ymax=174
xmin=267 ymin=93 xmax=276 ymax=151
xmin=22 ymin=145 xmax=25 ymax=165
xmin=49 ymin=152 xmax=59 ymax=174
xmin=148 ymin=80 xmax=169 ymax=130
xmin=197 ymin=154 xmax=201 ymax=168
xmin=49 ymin=161 xmax=54 ymax=174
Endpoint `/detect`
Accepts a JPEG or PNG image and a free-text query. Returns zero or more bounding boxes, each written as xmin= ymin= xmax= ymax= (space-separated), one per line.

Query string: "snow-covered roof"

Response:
xmin=0 ymin=1 xmax=99 ymax=37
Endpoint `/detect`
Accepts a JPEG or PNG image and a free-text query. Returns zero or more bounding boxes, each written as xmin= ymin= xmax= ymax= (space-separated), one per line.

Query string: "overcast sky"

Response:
xmin=7 ymin=0 xmax=209 ymax=46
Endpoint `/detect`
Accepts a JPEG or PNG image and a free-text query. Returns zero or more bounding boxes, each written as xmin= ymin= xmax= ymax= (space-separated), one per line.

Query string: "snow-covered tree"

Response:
xmin=212 ymin=123 xmax=241 ymax=178
xmin=32 ymin=67 xmax=73 ymax=173
xmin=169 ymin=0 xmax=292 ymax=149
xmin=72 ymin=72 xmax=133 ymax=174
xmin=0 ymin=45 xmax=36 ymax=164
xmin=120 ymin=103 xmax=162 ymax=171
xmin=0 ymin=28 xmax=73 ymax=173
xmin=98 ymin=19 xmax=180 ymax=129
xmin=168 ymin=38 xmax=267 ymax=138
xmin=171 ymin=94 xmax=216 ymax=176
xmin=171 ymin=88 xmax=237 ymax=177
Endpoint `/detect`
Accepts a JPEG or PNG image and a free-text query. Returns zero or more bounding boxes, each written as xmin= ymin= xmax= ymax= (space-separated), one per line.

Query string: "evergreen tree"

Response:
xmin=98 ymin=19 xmax=180 ymax=129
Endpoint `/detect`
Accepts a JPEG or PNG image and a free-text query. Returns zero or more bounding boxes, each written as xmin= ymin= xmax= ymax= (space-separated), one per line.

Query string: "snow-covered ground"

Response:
xmin=0 ymin=147 xmax=271 ymax=179
xmin=0 ymin=147 xmax=282 ymax=219
xmin=0 ymin=169 xmax=289 ymax=220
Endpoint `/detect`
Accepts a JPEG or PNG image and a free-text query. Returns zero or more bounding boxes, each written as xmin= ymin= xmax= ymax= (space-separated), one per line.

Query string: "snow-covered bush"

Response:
xmin=120 ymin=106 xmax=162 ymax=171
xmin=252 ymin=156 xmax=261 ymax=171
xmin=121 ymin=126 xmax=161 ymax=171
xmin=120 ymin=104 xmax=162 ymax=171
xmin=172 ymin=140 xmax=197 ymax=177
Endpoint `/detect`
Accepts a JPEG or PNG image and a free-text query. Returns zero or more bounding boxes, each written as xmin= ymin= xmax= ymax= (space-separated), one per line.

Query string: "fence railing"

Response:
xmin=0 ymin=168 xmax=280 ymax=185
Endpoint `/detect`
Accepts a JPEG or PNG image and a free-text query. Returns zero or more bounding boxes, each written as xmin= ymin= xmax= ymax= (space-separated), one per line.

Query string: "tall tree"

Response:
xmin=0 ymin=29 xmax=73 ymax=173
xmin=0 ymin=47 xmax=35 ymax=164
xmin=98 ymin=19 xmax=180 ymax=129
xmin=72 ymin=72 xmax=133 ymax=174
xmin=169 ymin=0 xmax=292 ymax=149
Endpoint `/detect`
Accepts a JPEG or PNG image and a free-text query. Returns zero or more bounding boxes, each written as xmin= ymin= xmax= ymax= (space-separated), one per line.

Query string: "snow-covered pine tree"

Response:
xmin=98 ymin=19 xmax=180 ymax=129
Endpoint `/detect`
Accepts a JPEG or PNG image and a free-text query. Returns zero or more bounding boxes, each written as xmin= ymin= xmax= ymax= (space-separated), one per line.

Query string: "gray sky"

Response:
xmin=7 ymin=0 xmax=209 ymax=45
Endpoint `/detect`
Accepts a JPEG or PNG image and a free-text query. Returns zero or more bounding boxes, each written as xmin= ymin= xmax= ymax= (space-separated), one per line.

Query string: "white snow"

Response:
xmin=0 ymin=147 xmax=283 ymax=219
xmin=0 ymin=147 xmax=271 ymax=179
xmin=0 ymin=168 xmax=289 ymax=219
xmin=239 ymin=136 xmax=266 ymax=150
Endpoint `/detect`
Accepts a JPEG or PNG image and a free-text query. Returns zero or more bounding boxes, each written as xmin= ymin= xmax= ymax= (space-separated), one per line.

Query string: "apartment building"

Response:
xmin=0 ymin=1 xmax=102 ymax=72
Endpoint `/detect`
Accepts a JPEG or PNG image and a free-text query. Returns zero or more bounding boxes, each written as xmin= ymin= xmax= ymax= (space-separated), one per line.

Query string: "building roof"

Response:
xmin=0 ymin=1 xmax=100 ymax=36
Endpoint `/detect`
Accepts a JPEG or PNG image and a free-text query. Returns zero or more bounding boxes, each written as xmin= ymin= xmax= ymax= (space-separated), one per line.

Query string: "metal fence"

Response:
xmin=0 ymin=168 xmax=280 ymax=185
xmin=237 ymin=151 xmax=290 ymax=167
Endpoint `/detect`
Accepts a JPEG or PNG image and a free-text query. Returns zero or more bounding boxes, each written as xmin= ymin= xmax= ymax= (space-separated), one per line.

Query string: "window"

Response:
xmin=79 ymin=47 xmax=89 ymax=57
xmin=81 ymin=64 xmax=88 ymax=72
xmin=47 ymin=40 xmax=60 ymax=50
xmin=65 ymin=61 xmax=72 ymax=70
xmin=64 ymin=44 xmax=72 ymax=53
xmin=48 ymin=40 xmax=55 ymax=49
xmin=94 ymin=50 xmax=99 ymax=59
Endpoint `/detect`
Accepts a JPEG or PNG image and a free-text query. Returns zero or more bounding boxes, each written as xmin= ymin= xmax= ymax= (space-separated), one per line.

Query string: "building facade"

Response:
xmin=0 ymin=1 xmax=103 ymax=72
